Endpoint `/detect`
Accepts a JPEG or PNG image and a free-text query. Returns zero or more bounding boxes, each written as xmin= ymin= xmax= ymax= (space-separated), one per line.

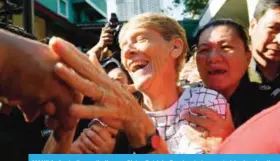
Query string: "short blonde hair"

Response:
xmin=119 ymin=13 xmax=189 ymax=77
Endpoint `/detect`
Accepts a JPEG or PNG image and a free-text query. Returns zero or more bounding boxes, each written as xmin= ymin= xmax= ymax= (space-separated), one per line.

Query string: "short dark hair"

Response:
xmin=195 ymin=19 xmax=249 ymax=52
xmin=254 ymin=0 xmax=280 ymax=20
xmin=0 ymin=22 xmax=37 ymax=40
xmin=40 ymin=37 xmax=51 ymax=44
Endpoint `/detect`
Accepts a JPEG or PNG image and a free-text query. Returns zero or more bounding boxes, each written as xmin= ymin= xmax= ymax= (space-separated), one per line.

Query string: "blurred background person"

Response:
xmin=249 ymin=0 xmax=280 ymax=88
xmin=179 ymin=55 xmax=202 ymax=87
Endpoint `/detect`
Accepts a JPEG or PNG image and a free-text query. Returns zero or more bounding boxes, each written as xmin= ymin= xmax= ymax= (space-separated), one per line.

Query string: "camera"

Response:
xmin=106 ymin=13 xmax=121 ymax=53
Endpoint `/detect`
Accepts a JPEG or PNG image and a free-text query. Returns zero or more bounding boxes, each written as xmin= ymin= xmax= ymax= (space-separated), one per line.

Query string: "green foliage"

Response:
xmin=173 ymin=0 xmax=209 ymax=19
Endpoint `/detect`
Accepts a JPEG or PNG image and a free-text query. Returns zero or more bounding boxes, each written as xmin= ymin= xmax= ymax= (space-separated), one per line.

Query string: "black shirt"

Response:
xmin=0 ymin=108 xmax=47 ymax=161
xmin=229 ymin=72 xmax=280 ymax=128
xmin=249 ymin=59 xmax=280 ymax=88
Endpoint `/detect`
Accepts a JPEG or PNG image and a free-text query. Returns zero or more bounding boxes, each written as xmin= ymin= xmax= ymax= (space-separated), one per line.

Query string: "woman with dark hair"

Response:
xmin=184 ymin=19 xmax=280 ymax=152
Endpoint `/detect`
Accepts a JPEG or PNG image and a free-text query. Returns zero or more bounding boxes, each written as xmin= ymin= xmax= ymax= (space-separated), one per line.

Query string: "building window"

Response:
xmin=57 ymin=0 xmax=68 ymax=18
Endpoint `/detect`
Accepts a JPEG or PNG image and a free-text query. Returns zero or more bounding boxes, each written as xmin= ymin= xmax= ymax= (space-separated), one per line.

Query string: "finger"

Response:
xmin=87 ymin=52 xmax=106 ymax=74
xmin=91 ymin=123 xmax=112 ymax=142
xmin=51 ymin=38 xmax=129 ymax=108
xmin=185 ymin=113 xmax=213 ymax=131
xmin=106 ymin=126 xmax=118 ymax=137
xmin=102 ymin=27 xmax=113 ymax=33
xmin=50 ymin=37 xmax=116 ymax=91
xmin=225 ymin=103 xmax=233 ymax=122
xmin=54 ymin=62 xmax=99 ymax=98
xmin=41 ymin=102 xmax=56 ymax=116
xmin=79 ymin=133 xmax=95 ymax=153
xmin=122 ymin=84 xmax=136 ymax=94
xmin=189 ymin=107 xmax=222 ymax=121
xmin=101 ymin=33 xmax=113 ymax=38
xmin=54 ymin=63 xmax=118 ymax=105
xmin=103 ymin=40 xmax=113 ymax=45
xmin=100 ymin=118 xmax=121 ymax=134
xmin=102 ymin=37 xmax=113 ymax=42
xmin=70 ymin=142 xmax=83 ymax=154
xmin=84 ymin=128 xmax=105 ymax=148
xmin=74 ymin=91 xmax=84 ymax=104
xmin=69 ymin=103 xmax=118 ymax=119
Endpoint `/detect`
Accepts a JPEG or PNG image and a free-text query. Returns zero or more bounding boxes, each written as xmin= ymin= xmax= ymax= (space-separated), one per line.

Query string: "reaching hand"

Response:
xmin=70 ymin=120 xmax=117 ymax=154
xmin=0 ymin=30 xmax=76 ymax=130
xmin=184 ymin=104 xmax=235 ymax=140
xmin=49 ymin=37 xmax=156 ymax=147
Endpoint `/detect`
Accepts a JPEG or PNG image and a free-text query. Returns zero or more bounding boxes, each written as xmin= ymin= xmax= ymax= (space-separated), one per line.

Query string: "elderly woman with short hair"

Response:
xmin=46 ymin=13 xmax=228 ymax=154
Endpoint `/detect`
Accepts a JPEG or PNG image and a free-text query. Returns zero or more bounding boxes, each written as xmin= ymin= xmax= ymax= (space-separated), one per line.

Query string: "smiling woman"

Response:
xmin=116 ymin=13 xmax=228 ymax=154
xmin=45 ymin=13 xmax=228 ymax=154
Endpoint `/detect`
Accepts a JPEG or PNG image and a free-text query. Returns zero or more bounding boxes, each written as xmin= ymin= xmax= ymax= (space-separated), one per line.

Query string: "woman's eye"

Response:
xmin=221 ymin=45 xmax=232 ymax=51
xmin=136 ymin=37 xmax=147 ymax=42
xmin=197 ymin=48 xmax=209 ymax=55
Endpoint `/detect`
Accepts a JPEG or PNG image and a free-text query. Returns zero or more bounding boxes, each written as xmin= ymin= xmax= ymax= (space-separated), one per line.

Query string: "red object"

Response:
xmin=213 ymin=102 xmax=280 ymax=153
xmin=151 ymin=135 xmax=161 ymax=149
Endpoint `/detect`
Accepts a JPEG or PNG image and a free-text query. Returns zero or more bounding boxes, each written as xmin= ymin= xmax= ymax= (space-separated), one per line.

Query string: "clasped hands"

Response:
xmin=45 ymin=37 xmax=153 ymax=140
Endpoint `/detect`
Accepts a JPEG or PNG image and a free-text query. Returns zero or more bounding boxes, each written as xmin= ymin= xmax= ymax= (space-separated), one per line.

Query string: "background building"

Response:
xmin=108 ymin=0 xmax=162 ymax=21
xmin=9 ymin=0 xmax=107 ymax=50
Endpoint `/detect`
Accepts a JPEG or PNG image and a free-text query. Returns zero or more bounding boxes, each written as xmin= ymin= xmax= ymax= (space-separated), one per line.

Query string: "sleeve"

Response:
xmin=196 ymin=87 xmax=227 ymax=118
xmin=267 ymin=87 xmax=280 ymax=106
xmin=213 ymin=102 xmax=280 ymax=154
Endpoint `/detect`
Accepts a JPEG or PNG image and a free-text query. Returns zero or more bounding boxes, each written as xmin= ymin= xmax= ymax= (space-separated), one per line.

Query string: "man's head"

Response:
xmin=119 ymin=13 xmax=188 ymax=91
xmin=250 ymin=0 xmax=280 ymax=62
xmin=195 ymin=19 xmax=251 ymax=98
xmin=0 ymin=22 xmax=37 ymax=40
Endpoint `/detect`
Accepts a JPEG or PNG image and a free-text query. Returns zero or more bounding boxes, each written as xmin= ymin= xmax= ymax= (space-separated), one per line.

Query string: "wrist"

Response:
xmin=124 ymin=112 xmax=156 ymax=148
xmin=95 ymin=42 xmax=106 ymax=50
xmin=132 ymin=129 xmax=161 ymax=154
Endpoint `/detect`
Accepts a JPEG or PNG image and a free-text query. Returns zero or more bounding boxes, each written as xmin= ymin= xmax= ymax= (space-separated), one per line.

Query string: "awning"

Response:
xmin=73 ymin=0 xmax=107 ymax=18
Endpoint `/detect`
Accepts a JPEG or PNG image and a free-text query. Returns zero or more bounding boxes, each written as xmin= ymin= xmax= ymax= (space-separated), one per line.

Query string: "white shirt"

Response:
xmin=145 ymin=87 xmax=227 ymax=154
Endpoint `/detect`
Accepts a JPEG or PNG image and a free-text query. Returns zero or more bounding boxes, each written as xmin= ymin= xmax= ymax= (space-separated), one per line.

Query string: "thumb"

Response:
xmin=124 ymin=84 xmax=136 ymax=93
xmin=87 ymin=50 xmax=106 ymax=74
xmin=225 ymin=103 xmax=233 ymax=124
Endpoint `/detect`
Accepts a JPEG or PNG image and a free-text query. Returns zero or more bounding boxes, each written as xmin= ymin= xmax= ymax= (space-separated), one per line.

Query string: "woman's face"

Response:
xmin=120 ymin=26 xmax=177 ymax=91
xmin=196 ymin=25 xmax=251 ymax=96
xmin=107 ymin=68 xmax=129 ymax=85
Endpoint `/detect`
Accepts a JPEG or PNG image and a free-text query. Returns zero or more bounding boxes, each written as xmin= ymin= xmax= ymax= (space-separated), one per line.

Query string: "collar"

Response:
xmin=248 ymin=58 xmax=280 ymax=84
xmin=229 ymin=72 xmax=252 ymax=103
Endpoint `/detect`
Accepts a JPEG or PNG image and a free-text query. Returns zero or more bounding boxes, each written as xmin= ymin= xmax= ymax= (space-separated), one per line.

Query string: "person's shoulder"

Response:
xmin=190 ymin=86 xmax=225 ymax=98
xmin=179 ymin=86 xmax=227 ymax=116
xmin=181 ymin=81 xmax=204 ymax=88
xmin=180 ymin=85 xmax=227 ymax=103
xmin=249 ymin=81 xmax=280 ymax=105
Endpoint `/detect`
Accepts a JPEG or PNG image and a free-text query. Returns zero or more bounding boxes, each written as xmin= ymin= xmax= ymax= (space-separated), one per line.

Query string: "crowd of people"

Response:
xmin=1 ymin=0 xmax=280 ymax=160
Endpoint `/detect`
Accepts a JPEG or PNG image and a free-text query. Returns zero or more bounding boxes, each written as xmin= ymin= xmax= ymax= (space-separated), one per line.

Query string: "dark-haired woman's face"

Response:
xmin=108 ymin=67 xmax=129 ymax=84
xmin=196 ymin=25 xmax=251 ymax=98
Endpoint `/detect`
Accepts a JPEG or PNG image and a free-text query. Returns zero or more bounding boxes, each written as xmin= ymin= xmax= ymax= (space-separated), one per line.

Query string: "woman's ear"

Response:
xmin=246 ymin=50 xmax=252 ymax=64
xmin=171 ymin=38 xmax=184 ymax=59
xmin=249 ymin=18 xmax=258 ymax=36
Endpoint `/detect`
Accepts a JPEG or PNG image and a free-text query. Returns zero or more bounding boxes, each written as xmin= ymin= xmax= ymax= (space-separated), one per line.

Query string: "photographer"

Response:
xmin=88 ymin=13 xmax=121 ymax=64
